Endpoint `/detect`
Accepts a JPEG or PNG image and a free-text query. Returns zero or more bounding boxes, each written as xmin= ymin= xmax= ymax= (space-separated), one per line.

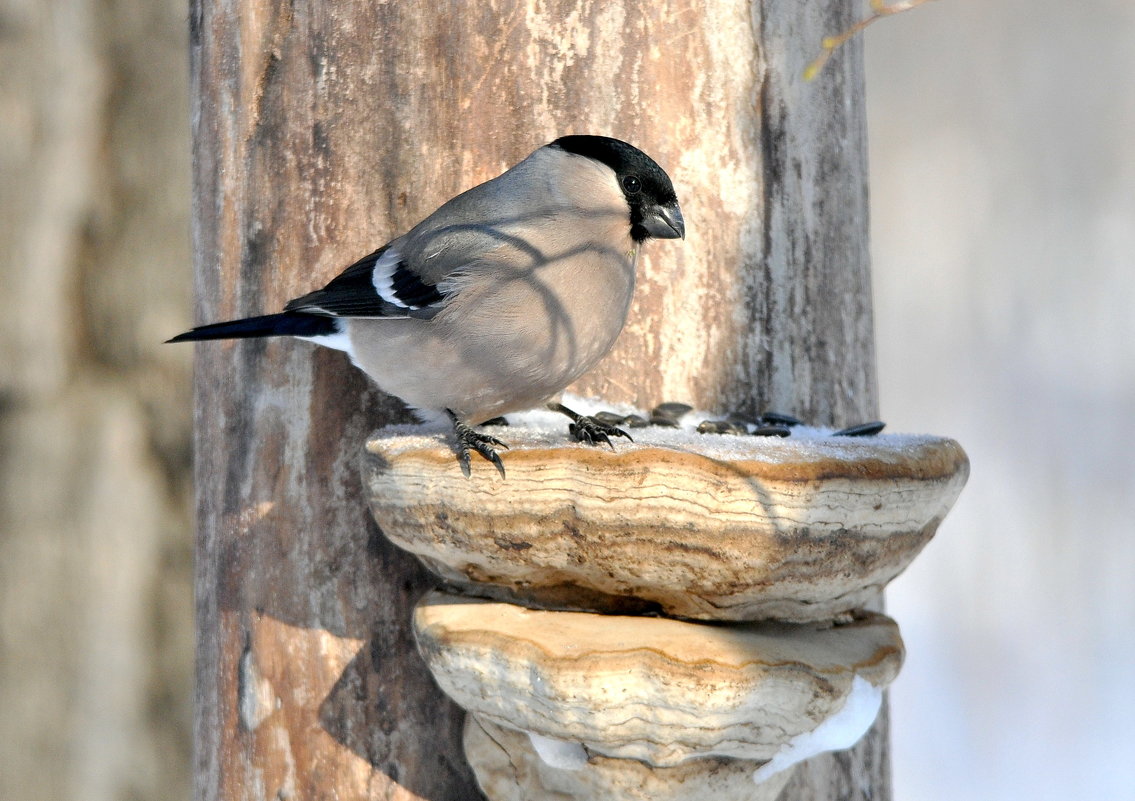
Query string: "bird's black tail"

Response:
xmin=166 ymin=312 xmax=339 ymax=343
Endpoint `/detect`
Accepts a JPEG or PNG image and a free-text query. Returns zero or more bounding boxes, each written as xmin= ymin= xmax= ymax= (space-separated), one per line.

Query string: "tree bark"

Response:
xmin=191 ymin=1 xmax=880 ymax=800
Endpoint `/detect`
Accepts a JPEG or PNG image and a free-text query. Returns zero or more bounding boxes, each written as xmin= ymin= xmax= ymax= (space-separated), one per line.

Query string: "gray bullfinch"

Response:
xmin=169 ymin=135 xmax=685 ymax=475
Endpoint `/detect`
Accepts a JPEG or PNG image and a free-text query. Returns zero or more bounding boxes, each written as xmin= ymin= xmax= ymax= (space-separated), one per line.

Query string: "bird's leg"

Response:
xmin=447 ymin=410 xmax=509 ymax=478
xmin=547 ymin=402 xmax=633 ymax=449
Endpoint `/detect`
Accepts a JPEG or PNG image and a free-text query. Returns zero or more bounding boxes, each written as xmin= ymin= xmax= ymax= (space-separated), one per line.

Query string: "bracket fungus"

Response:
xmin=365 ymin=426 xmax=968 ymax=622
xmin=414 ymin=593 xmax=903 ymax=767
xmin=464 ymin=717 xmax=794 ymax=801
xmin=363 ymin=419 xmax=967 ymax=800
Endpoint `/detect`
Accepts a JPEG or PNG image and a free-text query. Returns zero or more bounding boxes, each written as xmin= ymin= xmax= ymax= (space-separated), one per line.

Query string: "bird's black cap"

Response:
xmin=551 ymin=135 xmax=683 ymax=241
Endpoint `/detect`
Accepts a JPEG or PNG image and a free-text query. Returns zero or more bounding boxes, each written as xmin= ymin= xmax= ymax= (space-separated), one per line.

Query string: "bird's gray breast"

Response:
xmin=431 ymin=224 xmax=637 ymax=419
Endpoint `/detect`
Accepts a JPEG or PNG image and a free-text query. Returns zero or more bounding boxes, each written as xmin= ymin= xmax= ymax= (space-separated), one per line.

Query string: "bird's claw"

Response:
xmin=568 ymin=420 xmax=632 ymax=449
xmin=548 ymin=403 xmax=633 ymax=450
xmin=448 ymin=410 xmax=509 ymax=478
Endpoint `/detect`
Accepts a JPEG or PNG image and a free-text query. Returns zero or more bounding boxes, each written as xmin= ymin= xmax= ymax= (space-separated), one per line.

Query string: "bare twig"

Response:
xmin=804 ymin=0 xmax=937 ymax=81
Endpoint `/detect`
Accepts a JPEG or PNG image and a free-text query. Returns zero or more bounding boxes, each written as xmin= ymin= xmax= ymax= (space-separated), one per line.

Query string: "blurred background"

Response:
xmin=0 ymin=1 xmax=1130 ymax=799
xmin=869 ymin=2 xmax=1135 ymax=799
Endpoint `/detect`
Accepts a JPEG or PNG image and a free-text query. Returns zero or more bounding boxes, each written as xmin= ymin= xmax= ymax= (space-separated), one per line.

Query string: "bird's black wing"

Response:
xmin=284 ymin=246 xmax=447 ymax=320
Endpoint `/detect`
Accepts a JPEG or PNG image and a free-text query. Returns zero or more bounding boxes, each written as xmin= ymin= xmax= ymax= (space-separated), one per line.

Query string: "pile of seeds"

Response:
xmin=601 ymin=403 xmax=886 ymax=438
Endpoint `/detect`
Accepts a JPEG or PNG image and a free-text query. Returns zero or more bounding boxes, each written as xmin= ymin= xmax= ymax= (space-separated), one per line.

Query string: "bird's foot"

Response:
xmin=547 ymin=402 xmax=633 ymax=449
xmin=447 ymin=410 xmax=509 ymax=478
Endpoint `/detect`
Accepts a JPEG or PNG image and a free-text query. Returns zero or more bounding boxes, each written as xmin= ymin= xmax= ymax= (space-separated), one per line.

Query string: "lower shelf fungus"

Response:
xmin=465 ymin=716 xmax=794 ymax=801
xmin=412 ymin=592 xmax=903 ymax=799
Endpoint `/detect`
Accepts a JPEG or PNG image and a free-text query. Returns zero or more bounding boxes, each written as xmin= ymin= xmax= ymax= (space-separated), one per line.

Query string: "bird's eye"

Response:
xmin=622 ymin=175 xmax=642 ymax=194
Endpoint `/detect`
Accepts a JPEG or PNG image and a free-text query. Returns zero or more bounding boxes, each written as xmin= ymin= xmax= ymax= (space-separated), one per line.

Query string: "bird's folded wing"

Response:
xmin=284 ymin=221 xmax=518 ymax=320
xmin=284 ymin=246 xmax=446 ymax=319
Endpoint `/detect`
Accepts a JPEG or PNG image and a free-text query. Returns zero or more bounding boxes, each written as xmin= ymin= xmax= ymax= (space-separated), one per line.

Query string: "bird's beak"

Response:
xmin=640 ymin=201 xmax=685 ymax=240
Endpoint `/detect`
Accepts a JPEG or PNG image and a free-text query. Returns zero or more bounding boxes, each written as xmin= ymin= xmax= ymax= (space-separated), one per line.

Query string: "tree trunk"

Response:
xmin=190 ymin=1 xmax=880 ymax=800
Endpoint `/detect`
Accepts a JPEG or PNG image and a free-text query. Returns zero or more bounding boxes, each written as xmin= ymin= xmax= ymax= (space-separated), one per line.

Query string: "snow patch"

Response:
xmin=368 ymin=391 xmax=936 ymax=464
xmin=752 ymin=675 xmax=883 ymax=784
xmin=527 ymin=731 xmax=589 ymax=771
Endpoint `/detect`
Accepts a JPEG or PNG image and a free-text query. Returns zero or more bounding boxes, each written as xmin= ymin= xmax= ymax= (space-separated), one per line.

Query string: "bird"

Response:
xmin=169 ymin=135 xmax=685 ymax=476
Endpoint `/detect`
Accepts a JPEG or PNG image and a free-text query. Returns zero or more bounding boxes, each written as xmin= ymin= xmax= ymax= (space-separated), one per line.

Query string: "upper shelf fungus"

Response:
xmin=364 ymin=426 xmax=968 ymax=622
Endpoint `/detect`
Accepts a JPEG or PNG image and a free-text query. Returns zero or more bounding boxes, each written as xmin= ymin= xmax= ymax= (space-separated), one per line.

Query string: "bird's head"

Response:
xmin=551 ymin=135 xmax=685 ymax=243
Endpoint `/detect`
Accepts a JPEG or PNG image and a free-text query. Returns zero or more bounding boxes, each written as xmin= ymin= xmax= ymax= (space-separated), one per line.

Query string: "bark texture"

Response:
xmin=192 ymin=1 xmax=879 ymax=799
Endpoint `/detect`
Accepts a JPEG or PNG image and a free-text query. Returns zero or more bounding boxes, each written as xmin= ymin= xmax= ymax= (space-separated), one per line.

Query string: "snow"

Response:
xmin=368 ymin=392 xmax=944 ymax=465
xmin=527 ymin=731 xmax=589 ymax=770
xmin=752 ymin=675 xmax=883 ymax=784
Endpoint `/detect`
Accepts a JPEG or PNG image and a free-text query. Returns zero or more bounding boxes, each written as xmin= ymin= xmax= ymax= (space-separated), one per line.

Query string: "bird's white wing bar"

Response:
xmin=375 ymin=248 xmax=447 ymax=311
xmin=371 ymin=248 xmax=410 ymax=308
